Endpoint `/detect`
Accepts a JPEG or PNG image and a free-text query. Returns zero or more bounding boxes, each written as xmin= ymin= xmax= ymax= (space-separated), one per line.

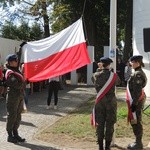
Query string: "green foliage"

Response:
xmin=50 ymin=2 xmax=78 ymax=33
xmin=17 ymin=21 xmax=30 ymax=40
xmin=1 ymin=21 xmax=18 ymax=40
xmin=30 ymin=23 xmax=44 ymax=40
xmin=0 ymin=0 xmax=50 ymax=38
xmin=0 ymin=0 xmax=132 ymax=59
xmin=1 ymin=21 xmax=43 ymax=41
xmin=49 ymin=0 xmax=130 ymax=61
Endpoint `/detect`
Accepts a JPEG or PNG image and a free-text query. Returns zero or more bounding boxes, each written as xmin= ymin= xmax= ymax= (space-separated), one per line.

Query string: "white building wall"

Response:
xmin=0 ymin=37 xmax=21 ymax=64
xmin=133 ymin=0 xmax=150 ymax=96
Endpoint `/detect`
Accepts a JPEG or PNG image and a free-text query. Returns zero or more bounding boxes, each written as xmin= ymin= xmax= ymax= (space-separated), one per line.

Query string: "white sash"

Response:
xmin=126 ymin=84 xmax=137 ymax=123
xmin=91 ymin=72 xmax=117 ymax=127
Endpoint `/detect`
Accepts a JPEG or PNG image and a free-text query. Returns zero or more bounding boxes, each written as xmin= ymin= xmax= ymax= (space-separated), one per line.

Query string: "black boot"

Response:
xmin=105 ymin=141 xmax=111 ymax=150
xmin=13 ymin=130 xmax=26 ymax=142
xmin=127 ymin=137 xmax=143 ymax=150
xmin=127 ymin=142 xmax=143 ymax=150
xmin=7 ymin=131 xmax=18 ymax=143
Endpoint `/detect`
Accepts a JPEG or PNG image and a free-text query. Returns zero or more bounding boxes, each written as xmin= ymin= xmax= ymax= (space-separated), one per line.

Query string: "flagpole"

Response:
xmin=109 ymin=0 xmax=117 ymax=147
xmin=109 ymin=0 xmax=117 ymax=73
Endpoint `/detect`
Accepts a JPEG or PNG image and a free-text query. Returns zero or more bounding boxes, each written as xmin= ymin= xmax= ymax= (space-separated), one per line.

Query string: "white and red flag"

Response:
xmin=22 ymin=18 xmax=91 ymax=82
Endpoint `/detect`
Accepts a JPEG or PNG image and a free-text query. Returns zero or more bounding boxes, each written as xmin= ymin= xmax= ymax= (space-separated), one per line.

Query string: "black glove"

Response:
xmin=131 ymin=104 xmax=136 ymax=112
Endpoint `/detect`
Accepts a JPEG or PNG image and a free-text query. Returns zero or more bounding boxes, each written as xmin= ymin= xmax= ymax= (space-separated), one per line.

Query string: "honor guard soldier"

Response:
xmin=126 ymin=55 xmax=147 ymax=149
xmin=91 ymin=57 xmax=118 ymax=150
xmin=5 ymin=54 xmax=25 ymax=143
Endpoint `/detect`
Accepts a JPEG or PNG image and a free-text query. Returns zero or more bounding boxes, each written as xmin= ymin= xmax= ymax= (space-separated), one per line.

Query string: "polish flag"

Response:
xmin=22 ymin=18 xmax=91 ymax=82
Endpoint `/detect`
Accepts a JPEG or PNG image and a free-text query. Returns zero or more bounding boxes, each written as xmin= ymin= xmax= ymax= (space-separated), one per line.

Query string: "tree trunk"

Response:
xmin=123 ymin=0 xmax=133 ymax=62
xmin=42 ymin=1 xmax=50 ymax=37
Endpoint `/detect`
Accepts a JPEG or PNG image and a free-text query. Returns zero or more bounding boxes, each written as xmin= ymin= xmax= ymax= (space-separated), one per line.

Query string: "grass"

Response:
xmin=37 ymin=95 xmax=150 ymax=143
xmin=43 ymin=97 xmax=96 ymax=140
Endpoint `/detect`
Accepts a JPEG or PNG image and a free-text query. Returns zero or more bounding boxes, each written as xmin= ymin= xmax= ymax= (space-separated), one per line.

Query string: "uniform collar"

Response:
xmin=134 ymin=66 xmax=141 ymax=71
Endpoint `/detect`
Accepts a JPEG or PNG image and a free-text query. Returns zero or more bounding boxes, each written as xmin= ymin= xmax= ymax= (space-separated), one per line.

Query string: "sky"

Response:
xmin=0 ymin=2 xmax=21 ymax=26
xmin=0 ymin=1 xmax=52 ymax=28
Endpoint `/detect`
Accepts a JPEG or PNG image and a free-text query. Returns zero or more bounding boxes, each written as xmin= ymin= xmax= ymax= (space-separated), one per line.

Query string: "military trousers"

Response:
xmin=6 ymin=96 xmax=23 ymax=133
xmin=95 ymin=96 xmax=117 ymax=142
xmin=131 ymin=102 xmax=143 ymax=142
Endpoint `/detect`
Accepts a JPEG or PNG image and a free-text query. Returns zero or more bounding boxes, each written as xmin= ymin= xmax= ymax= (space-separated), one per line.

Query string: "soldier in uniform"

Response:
xmin=91 ymin=57 xmax=118 ymax=150
xmin=5 ymin=54 xmax=25 ymax=143
xmin=127 ymin=55 xmax=147 ymax=150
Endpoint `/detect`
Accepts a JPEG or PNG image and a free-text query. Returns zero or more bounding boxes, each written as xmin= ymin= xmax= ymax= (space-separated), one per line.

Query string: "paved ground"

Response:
xmin=0 ymin=85 xmax=96 ymax=150
xmin=0 ymin=85 xmax=150 ymax=150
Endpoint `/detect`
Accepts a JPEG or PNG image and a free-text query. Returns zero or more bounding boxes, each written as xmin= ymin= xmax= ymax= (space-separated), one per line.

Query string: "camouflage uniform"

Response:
xmin=92 ymin=69 xmax=117 ymax=150
xmin=128 ymin=66 xmax=147 ymax=149
xmin=5 ymin=66 xmax=25 ymax=142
